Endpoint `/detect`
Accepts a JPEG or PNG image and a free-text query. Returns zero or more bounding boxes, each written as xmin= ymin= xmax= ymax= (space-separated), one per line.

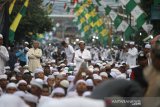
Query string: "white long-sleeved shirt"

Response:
xmin=126 ymin=47 xmax=138 ymax=67
xmin=74 ymin=49 xmax=91 ymax=70
xmin=0 ymin=46 xmax=9 ymax=74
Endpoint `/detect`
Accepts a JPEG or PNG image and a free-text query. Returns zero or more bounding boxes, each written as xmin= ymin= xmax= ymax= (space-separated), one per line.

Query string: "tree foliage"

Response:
xmin=10 ymin=0 xmax=53 ymax=41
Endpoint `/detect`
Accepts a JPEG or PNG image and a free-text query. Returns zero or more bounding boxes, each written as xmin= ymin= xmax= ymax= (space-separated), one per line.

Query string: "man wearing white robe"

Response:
xmin=0 ymin=34 xmax=9 ymax=74
xmin=126 ymin=42 xmax=138 ymax=67
xmin=74 ymin=41 xmax=91 ymax=70
xmin=28 ymin=41 xmax=42 ymax=72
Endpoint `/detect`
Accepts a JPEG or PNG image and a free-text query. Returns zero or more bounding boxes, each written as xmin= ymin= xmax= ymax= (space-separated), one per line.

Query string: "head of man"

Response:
xmin=61 ymin=41 xmax=67 ymax=48
xmin=79 ymin=41 xmax=85 ymax=51
xmin=33 ymin=41 xmax=40 ymax=49
xmin=0 ymin=34 xmax=3 ymax=46
xmin=76 ymin=80 xmax=87 ymax=96
xmin=137 ymin=53 xmax=148 ymax=68
xmin=0 ymin=75 xmax=8 ymax=89
xmin=6 ymin=83 xmax=17 ymax=94
xmin=17 ymin=80 xmax=28 ymax=92
xmin=30 ymin=79 xmax=43 ymax=98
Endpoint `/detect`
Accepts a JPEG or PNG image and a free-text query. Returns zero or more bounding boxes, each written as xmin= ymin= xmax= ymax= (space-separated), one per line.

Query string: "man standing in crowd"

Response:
xmin=126 ymin=42 xmax=138 ymax=67
xmin=0 ymin=34 xmax=9 ymax=74
xmin=74 ymin=41 xmax=91 ymax=70
xmin=28 ymin=41 xmax=42 ymax=72
xmin=61 ymin=41 xmax=75 ymax=65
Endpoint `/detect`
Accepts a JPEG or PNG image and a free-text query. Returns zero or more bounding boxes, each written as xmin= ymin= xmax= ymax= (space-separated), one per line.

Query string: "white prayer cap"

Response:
xmin=14 ymin=91 xmax=25 ymax=98
xmin=0 ymin=74 xmax=7 ymax=79
xmin=30 ymin=78 xmax=44 ymax=89
xmin=34 ymin=68 xmax=44 ymax=73
xmin=76 ymin=79 xmax=86 ymax=86
xmin=53 ymin=71 xmax=59 ymax=76
xmin=68 ymin=63 xmax=76 ymax=66
xmin=145 ymin=44 xmax=151 ymax=49
xmin=51 ymin=59 xmax=56 ymax=63
xmin=86 ymin=79 xmax=94 ymax=86
xmin=0 ymin=34 xmax=3 ymax=38
xmin=100 ymin=72 xmax=108 ymax=77
xmin=14 ymin=68 xmax=20 ymax=72
xmin=17 ymin=80 xmax=27 ymax=86
xmin=24 ymin=41 xmax=29 ymax=45
xmin=10 ymin=76 xmax=16 ymax=80
xmin=60 ymin=80 xmax=69 ymax=88
xmin=24 ymin=69 xmax=29 ymax=74
xmin=6 ymin=83 xmax=17 ymax=89
xmin=116 ymin=73 xmax=127 ymax=79
xmin=59 ymin=63 xmax=66 ymax=67
xmin=23 ymin=65 xmax=29 ymax=69
xmin=47 ymin=75 xmax=55 ymax=79
xmin=93 ymin=68 xmax=100 ymax=72
xmin=129 ymin=41 xmax=135 ymax=45
xmin=4 ymin=66 xmax=10 ymax=70
xmin=0 ymin=94 xmax=29 ymax=107
xmin=93 ymin=74 xmax=102 ymax=80
xmin=23 ymin=93 xmax=38 ymax=103
xmin=79 ymin=40 xmax=85 ymax=44
xmin=51 ymin=87 xmax=65 ymax=96
xmin=110 ymin=68 xmax=121 ymax=78
xmin=67 ymin=75 xmax=75 ymax=82
xmin=14 ymin=63 xmax=20 ymax=67
xmin=82 ymin=91 xmax=92 ymax=97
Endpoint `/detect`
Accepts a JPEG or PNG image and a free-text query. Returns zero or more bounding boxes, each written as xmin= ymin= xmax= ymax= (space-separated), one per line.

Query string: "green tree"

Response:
xmin=10 ymin=0 xmax=53 ymax=42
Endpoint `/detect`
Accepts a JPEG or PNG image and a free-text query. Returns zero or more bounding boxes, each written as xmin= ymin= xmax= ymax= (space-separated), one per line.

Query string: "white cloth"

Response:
xmin=64 ymin=45 xmax=75 ymax=64
xmin=28 ymin=48 xmax=42 ymax=72
xmin=126 ymin=47 xmax=138 ymax=67
xmin=74 ymin=49 xmax=91 ymax=70
xmin=0 ymin=46 xmax=9 ymax=74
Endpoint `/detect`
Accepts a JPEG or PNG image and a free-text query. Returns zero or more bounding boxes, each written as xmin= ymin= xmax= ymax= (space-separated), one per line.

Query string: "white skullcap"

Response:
xmin=93 ymin=74 xmax=102 ymax=80
xmin=24 ymin=69 xmax=30 ymax=74
xmin=48 ymin=75 xmax=55 ymax=79
xmin=60 ymin=80 xmax=69 ymax=88
xmin=14 ymin=63 xmax=20 ymax=67
xmin=93 ymin=68 xmax=100 ymax=72
xmin=116 ymin=73 xmax=127 ymax=79
xmin=14 ymin=91 xmax=25 ymax=98
xmin=23 ymin=93 xmax=38 ymax=103
xmin=10 ymin=76 xmax=16 ymax=80
xmin=68 ymin=63 xmax=76 ymax=66
xmin=30 ymin=78 xmax=44 ymax=89
xmin=79 ymin=40 xmax=85 ymax=44
xmin=14 ymin=68 xmax=20 ymax=72
xmin=82 ymin=91 xmax=92 ymax=97
xmin=145 ymin=44 xmax=151 ymax=49
xmin=34 ymin=68 xmax=44 ymax=73
xmin=53 ymin=71 xmax=59 ymax=76
xmin=0 ymin=94 xmax=29 ymax=107
xmin=111 ymin=68 xmax=121 ymax=75
xmin=86 ymin=79 xmax=94 ymax=86
xmin=23 ymin=65 xmax=29 ymax=69
xmin=0 ymin=74 xmax=7 ymax=79
xmin=100 ymin=72 xmax=108 ymax=77
xmin=76 ymin=79 xmax=86 ymax=86
xmin=0 ymin=34 xmax=3 ymax=38
xmin=6 ymin=83 xmax=17 ymax=89
xmin=51 ymin=87 xmax=65 ymax=96
xmin=59 ymin=63 xmax=66 ymax=67
xmin=129 ymin=41 xmax=135 ymax=45
xmin=4 ymin=66 xmax=10 ymax=70
xmin=17 ymin=80 xmax=27 ymax=86
xmin=67 ymin=75 xmax=75 ymax=82
xmin=24 ymin=41 xmax=29 ymax=45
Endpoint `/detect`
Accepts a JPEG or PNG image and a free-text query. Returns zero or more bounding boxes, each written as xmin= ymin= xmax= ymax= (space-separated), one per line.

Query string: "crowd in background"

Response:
xmin=0 ymin=33 xmax=160 ymax=107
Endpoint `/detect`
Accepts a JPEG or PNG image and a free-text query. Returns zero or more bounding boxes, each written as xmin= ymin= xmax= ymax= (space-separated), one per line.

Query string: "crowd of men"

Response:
xmin=0 ymin=33 xmax=160 ymax=107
